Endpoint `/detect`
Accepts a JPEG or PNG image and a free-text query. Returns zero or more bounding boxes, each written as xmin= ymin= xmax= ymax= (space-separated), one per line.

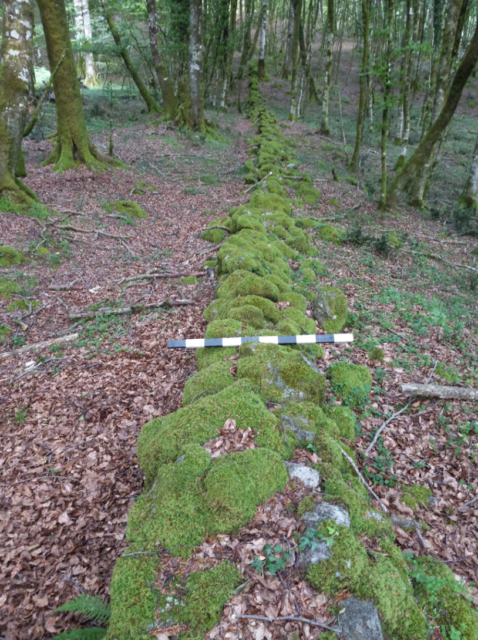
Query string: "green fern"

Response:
xmin=51 ymin=629 xmax=106 ymax=640
xmin=56 ymin=594 xmax=111 ymax=624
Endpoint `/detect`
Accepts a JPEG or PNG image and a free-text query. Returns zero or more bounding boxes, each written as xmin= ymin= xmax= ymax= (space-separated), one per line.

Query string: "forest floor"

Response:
xmin=1 ymin=79 xmax=478 ymax=640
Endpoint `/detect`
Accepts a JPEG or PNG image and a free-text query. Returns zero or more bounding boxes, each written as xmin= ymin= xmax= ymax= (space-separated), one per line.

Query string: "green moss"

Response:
xmin=278 ymin=292 xmax=307 ymax=315
xmin=0 ymin=246 xmax=26 ymax=267
xmin=217 ymin=273 xmax=281 ymax=301
xmin=238 ymin=348 xmax=326 ymax=405
xmin=204 ymin=448 xmax=288 ymax=530
xmin=316 ymin=286 xmax=348 ymax=333
xmin=182 ymin=361 xmax=235 ymax=406
xmin=248 ymin=191 xmax=293 ymax=215
xmin=301 ymin=268 xmax=316 ymax=281
xmin=327 ymin=362 xmax=373 ymax=408
xmin=273 ymin=240 xmax=299 ymax=260
xmin=236 ymin=214 xmax=264 ymax=232
xmin=369 ymin=347 xmax=385 ymax=362
xmin=106 ymin=551 xmax=158 ymax=640
xmin=205 ymin=318 xmax=251 ymax=339
xmin=180 ymin=562 xmax=242 ymax=635
xmin=327 ymin=198 xmax=340 ymax=206
xmin=203 ymin=299 xmax=229 ymax=323
xmin=263 ymin=273 xmax=292 ymax=293
xmin=37 ymin=246 xmax=50 ymax=255
xmin=6 ymin=299 xmax=39 ymax=312
xmin=307 ymin=525 xmax=427 ymax=639
xmin=318 ymin=225 xmax=345 ymax=244
xmin=202 ymin=259 xmax=216 ymax=268
xmin=294 ymin=183 xmax=321 ymax=204
xmin=279 ymin=307 xmax=315 ymax=333
xmin=229 ymin=304 xmax=265 ymax=329
xmin=202 ymin=228 xmax=226 ymax=243
xmin=324 ymin=406 xmax=357 ymax=440
xmin=297 ymin=496 xmax=316 ymax=518
xmin=410 ymin=556 xmax=478 ymax=640
xmin=401 ymin=484 xmax=432 ymax=510
xmin=195 ymin=346 xmax=237 ymax=370
xmin=294 ymin=218 xmax=320 ymax=230
xmin=137 ymin=381 xmax=287 ymax=484
xmin=106 ymin=200 xmax=148 ymax=218
xmin=343 ymin=176 xmax=358 ymax=185
xmin=301 ymin=258 xmax=327 ymax=275
xmin=226 ymin=295 xmax=280 ymax=324
xmin=179 ymin=276 xmax=198 ymax=285
xmin=0 ymin=277 xmax=20 ymax=299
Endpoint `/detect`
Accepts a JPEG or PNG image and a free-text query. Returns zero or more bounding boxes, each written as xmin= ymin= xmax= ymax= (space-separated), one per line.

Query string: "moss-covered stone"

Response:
xmin=227 ymin=295 xmax=280 ymax=324
xmin=263 ymin=273 xmax=292 ymax=293
xmin=278 ymin=292 xmax=307 ymax=315
xmin=301 ymin=268 xmax=316 ymax=281
xmin=279 ymin=307 xmax=315 ymax=333
xmin=294 ymin=218 xmax=320 ymax=229
xmin=318 ymin=224 xmax=345 ymax=244
xmin=401 ymin=484 xmax=432 ymax=510
xmin=369 ymin=347 xmax=385 ymax=362
xmin=195 ymin=346 xmax=237 ymax=370
xmin=297 ymin=496 xmax=316 ymax=519
xmin=217 ymin=273 xmax=281 ymax=301
xmin=301 ymin=258 xmax=327 ymax=276
xmin=327 ymin=362 xmax=373 ymax=408
xmin=324 ymin=406 xmax=357 ymax=440
xmin=106 ymin=551 xmax=159 ymax=640
xmin=106 ymin=200 xmax=148 ymax=218
xmin=179 ymin=276 xmax=198 ymax=285
xmin=238 ymin=348 xmax=326 ymax=405
xmin=313 ymin=286 xmax=348 ymax=333
xmin=202 ymin=228 xmax=226 ymax=243
xmin=182 ymin=361 xmax=235 ymax=406
xmin=37 ymin=246 xmax=50 ymax=256
xmin=205 ymin=318 xmax=251 ymax=339
xmin=0 ymin=246 xmax=26 ymax=268
xmin=306 ymin=525 xmax=427 ymax=639
xmin=411 ymin=556 xmax=478 ymax=640
xmin=137 ymin=381 xmax=288 ymax=484
xmin=229 ymin=304 xmax=265 ymax=329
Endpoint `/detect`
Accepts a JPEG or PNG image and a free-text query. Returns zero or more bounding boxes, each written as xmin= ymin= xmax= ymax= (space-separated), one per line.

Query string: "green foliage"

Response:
xmin=297 ymin=496 xmax=316 ymax=519
xmin=105 ymin=201 xmax=147 ymax=219
xmin=56 ymin=595 xmax=111 ymax=624
xmin=182 ymin=360 xmax=235 ymax=406
xmin=52 ymin=630 xmax=106 ymax=640
xmin=369 ymin=347 xmax=385 ymax=362
xmin=179 ymin=276 xmax=198 ymax=284
xmin=251 ymin=542 xmax=291 ymax=576
xmin=327 ymin=362 xmax=372 ymax=408
xmin=0 ymin=246 xmax=26 ymax=268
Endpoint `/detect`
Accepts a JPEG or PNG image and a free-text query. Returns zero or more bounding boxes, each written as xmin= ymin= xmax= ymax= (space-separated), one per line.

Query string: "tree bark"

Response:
xmin=349 ymin=0 xmax=370 ymax=172
xmin=320 ymin=0 xmax=334 ymax=135
xmin=221 ymin=0 xmax=239 ymax=108
xmin=257 ymin=0 xmax=268 ymax=79
xmin=100 ymin=0 xmax=160 ymax=114
xmin=237 ymin=0 xmax=253 ymax=79
xmin=459 ymin=133 xmax=478 ymax=208
xmin=281 ymin=0 xmax=294 ymax=78
xmin=0 ymin=0 xmax=36 ymax=204
xmin=387 ymin=13 xmax=478 ymax=209
xmin=37 ymin=0 xmax=116 ymax=171
xmin=73 ymin=0 xmax=97 ymax=86
xmin=288 ymin=0 xmax=302 ymax=120
xmin=146 ymin=0 xmax=177 ymax=119
xmin=189 ymin=0 xmax=205 ymax=131
xmin=379 ymin=0 xmax=393 ymax=212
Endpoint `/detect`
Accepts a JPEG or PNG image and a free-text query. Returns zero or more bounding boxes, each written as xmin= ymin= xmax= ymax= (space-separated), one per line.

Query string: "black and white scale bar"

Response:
xmin=168 ymin=333 xmax=354 ymax=349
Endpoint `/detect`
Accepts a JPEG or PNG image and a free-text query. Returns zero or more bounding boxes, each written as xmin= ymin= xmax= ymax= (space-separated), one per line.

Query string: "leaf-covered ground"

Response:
xmin=1 ymin=87 xmax=478 ymax=639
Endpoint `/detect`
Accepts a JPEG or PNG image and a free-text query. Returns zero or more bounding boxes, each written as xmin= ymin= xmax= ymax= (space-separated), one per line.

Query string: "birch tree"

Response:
xmin=349 ymin=0 xmax=370 ymax=171
xmin=258 ymin=0 xmax=267 ymax=79
xmin=0 ymin=0 xmax=36 ymax=204
xmin=320 ymin=0 xmax=335 ymax=135
xmin=73 ymin=0 xmax=97 ymax=86
xmin=146 ymin=0 xmax=177 ymax=119
xmin=288 ymin=0 xmax=302 ymax=120
xmin=189 ymin=0 xmax=206 ymax=131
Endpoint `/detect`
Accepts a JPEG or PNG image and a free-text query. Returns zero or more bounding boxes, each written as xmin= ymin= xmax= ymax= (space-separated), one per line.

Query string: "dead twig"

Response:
xmin=0 ymin=475 xmax=87 ymax=493
xmin=13 ymin=357 xmax=68 ymax=380
xmin=232 ymin=612 xmax=337 ymax=631
xmin=401 ymin=383 xmax=478 ymax=401
xmin=0 ymin=333 xmax=78 ymax=360
xmin=339 ymin=445 xmax=388 ymax=513
xmin=68 ymin=299 xmax=194 ymax=320
xmin=49 ymin=280 xmax=79 ymax=291
xmin=404 ymin=249 xmax=478 ymax=274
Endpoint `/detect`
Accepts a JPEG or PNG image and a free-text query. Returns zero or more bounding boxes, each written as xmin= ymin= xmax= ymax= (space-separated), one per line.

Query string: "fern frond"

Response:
xmin=52 ymin=628 xmax=106 ymax=640
xmin=56 ymin=594 xmax=111 ymax=624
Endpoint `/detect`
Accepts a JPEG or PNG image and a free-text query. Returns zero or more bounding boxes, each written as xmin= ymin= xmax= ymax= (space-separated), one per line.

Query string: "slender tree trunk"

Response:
xmin=38 ymin=0 xmax=113 ymax=172
xmin=237 ymin=0 xmax=253 ymax=79
xmin=281 ymin=0 xmax=294 ymax=78
xmin=320 ymin=0 xmax=335 ymax=135
xmin=387 ymin=14 xmax=478 ymax=208
xmin=258 ymin=0 xmax=268 ymax=79
xmin=222 ymin=0 xmax=239 ymax=108
xmin=288 ymin=0 xmax=302 ymax=119
xmin=100 ymin=0 xmax=160 ymax=114
xmin=379 ymin=0 xmax=393 ymax=212
xmin=146 ymin=0 xmax=176 ymax=118
xmin=0 ymin=0 xmax=36 ymax=204
xmin=431 ymin=0 xmax=462 ymax=121
xmin=459 ymin=133 xmax=478 ymax=208
xmin=73 ymin=0 xmax=97 ymax=86
xmin=189 ymin=0 xmax=205 ymax=131
xmin=350 ymin=0 xmax=370 ymax=172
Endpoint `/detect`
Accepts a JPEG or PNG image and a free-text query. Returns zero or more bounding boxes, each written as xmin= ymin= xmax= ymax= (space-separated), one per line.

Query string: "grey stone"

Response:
xmin=297 ymin=538 xmax=332 ymax=570
xmin=303 ymin=502 xmax=351 ymax=530
xmin=281 ymin=414 xmax=316 ymax=442
xmin=365 ymin=510 xmax=386 ymax=523
xmin=336 ymin=597 xmax=384 ymax=640
xmin=284 ymin=462 xmax=320 ymax=489
xmin=312 ymin=287 xmax=348 ymax=327
xmin=175 ymin=454 xmax=185 ymax=464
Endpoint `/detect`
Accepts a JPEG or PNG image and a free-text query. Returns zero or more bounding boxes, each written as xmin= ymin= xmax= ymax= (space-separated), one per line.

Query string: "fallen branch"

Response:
xmin=14 ymin=357 xmax=68 ymax=381
xmin=242 ymin=172 xmax=273 ymax=195
xmin=404 ymin=249 xmax=478 ymax=274
xmin=232 ymin=612 xmax=337 ymax=631
xmin=68 ymin=300 xmax=193 ymax=320
xmin=115 ymin=270 xmax=203 ymax=285
xmin=364 ymin=401 xmax=414 ymax=457
xmin=49 ymin=279 xmax=79 ymax=291
xmin=401 ymin=383 xmax=478 ymax=401
xmin=0 ymin=333 xmax=78 ymax=360
xmin=339 ymin=446 xmax=388 ymax=513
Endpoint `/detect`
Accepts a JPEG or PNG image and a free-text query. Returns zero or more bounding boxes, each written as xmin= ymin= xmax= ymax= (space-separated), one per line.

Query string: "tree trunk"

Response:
xmin=221 ymin=0 xmax=239 ymax=108
xmin=386 ymin=14 xmax=478 ymax=209
xmin=281 ymin=0 xmax=294 ymax=78
xmin=0 ymin=0 xmax=36 ymax=204
xmin=146 ymin=0 xmax=177 ymax=119
xmin=320 ymin=0 xmax=334 ymax=135
xmin=258 ymin=0 xmax=268 ymax=79
xmin=288 ymin=0 xmax=302 ymax=119
xmin=189 ymin=0 xmax=205 ymax=131
xmin=100 ymin=0 xmax=160 ymax=114
xmin=349 ymin=0 xmax=370 ymax=172
xmin=459 ymin=133 xmax=478 ymax=208
xmin=431 ymin=0 xmax=462 ymax=121
xmin=73 ymin=0 xmax=97 ymax=86
xmin=37 ymin=0 xmax=112 ymax=172
xmin=237 ymin=0 xmax=253 ymax=79
xmin=379 ymin=0 xmax=393 ymax=212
